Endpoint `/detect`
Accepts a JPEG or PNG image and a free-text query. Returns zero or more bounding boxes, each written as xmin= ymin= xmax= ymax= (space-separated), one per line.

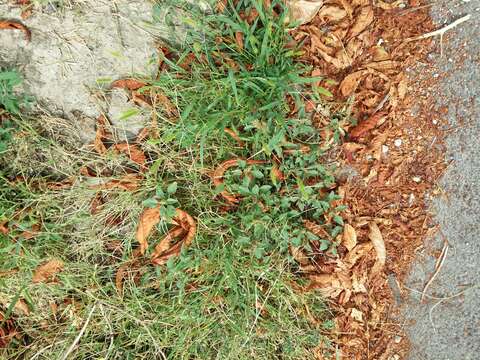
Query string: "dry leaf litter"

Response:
xmin=291 ymin=0 xmax=449 ymax=358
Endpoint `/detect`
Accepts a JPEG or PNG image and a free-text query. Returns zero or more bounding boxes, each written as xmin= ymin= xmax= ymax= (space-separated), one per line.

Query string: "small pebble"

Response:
xmin=394 ymin=139 xmax=402 ymax=147
xmin=432 ymin=119 xmax=438 ymax=125
xmin=394 ymin=336 xmax=403 ymax=344
xmin=412 ymin=176 xmax=422 ymax=183
xmin=382 ymin=145 xmax=389 ymax=154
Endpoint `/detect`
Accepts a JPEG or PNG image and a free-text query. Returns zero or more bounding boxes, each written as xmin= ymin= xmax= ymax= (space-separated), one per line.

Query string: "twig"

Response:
xmin=421 ymin=239 xmax=449 ymax=302
xmin=428 ymin=286 xmax=477 ymax=331
xmin=406 ymin=14 xmax=471 ymax=56
xmin=407 ymin=14 xmax=471 ymax=42
xmin=60 ymin=304 xmax=97 ymax=360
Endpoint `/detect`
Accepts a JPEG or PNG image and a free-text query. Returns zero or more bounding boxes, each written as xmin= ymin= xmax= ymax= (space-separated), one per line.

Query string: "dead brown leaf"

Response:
xmin=0 ymin=20 xmax=31 ymax=41
xmin=32 ymin=259 xmax=64 ymax=283
xmin=286 ymin=0 xmax=324 ymax=25
xmin=318 ymin=5 xmax=347 ymax=22
xmin=151 ymin=209 xmax=197 ymax=265
xmin=339 ymin=70 xmax=367 ymax=97
xmin=88 ymin=175 xmax=142 ymax=191
xmin=114 ymin=143 xmax=147 ymax=169
xmin=14 ymin=299 xmax=30 ymax=316
xmin=349 ymin=112 xmax=387 ymax=139
xmin=368 ymin=222 xmax=386 ymax=274
xmin=20 ymin=223 xmax=41 ymax=240
xmin=375 ymin=0 xmax=405 ymax=10
xmin=136 ymin=207 xmax=160 ymax=255
xmin=216 ymin=0 xmax=228 ymax=12
xmin=290 ymin=246 xmax=310 ymax=265
xmin=224 ymin=128 xmax=244 ymax=147
xmin=111 ymin=78 xmax=146 ymax=91
xmin=342 ymin=224 xmax=357 ymax=251
xmin=344 ymin=242 xmax=373 ymax=268
xmin=235 ymin=31 xmax=244 ymax=50
xmin=93 ymin=114 xmax=109 ymax=155
xmin=0 ymin=222 xmax=8 ymax=235
xmin=348 ymin=6 xmax=374 ymax=38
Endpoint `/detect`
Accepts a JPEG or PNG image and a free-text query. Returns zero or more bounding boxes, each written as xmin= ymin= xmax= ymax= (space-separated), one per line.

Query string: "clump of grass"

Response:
xmin=0 ymin=2 xmax=342 ymax=359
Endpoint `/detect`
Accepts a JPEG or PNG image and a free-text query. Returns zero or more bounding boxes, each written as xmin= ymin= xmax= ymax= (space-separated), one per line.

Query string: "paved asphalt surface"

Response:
xmin=404 ymin=1 xmax=480 ymax=359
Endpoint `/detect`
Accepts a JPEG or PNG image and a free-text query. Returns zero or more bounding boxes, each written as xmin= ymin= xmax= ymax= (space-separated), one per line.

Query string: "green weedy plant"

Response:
xmin=0 ymin=70 xmax=29 ymax=115
xmin=0 ymin=1 xmax=345 ymax=359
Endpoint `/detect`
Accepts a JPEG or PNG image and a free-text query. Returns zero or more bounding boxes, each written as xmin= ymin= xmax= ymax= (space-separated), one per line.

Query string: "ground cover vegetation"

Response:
xmin=0 ymin=1 xmax=350 ymax=358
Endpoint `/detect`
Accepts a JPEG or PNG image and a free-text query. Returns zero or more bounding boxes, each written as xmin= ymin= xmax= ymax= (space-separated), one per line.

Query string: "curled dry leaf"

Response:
xmin=235 ymin=31 xmax=244 ymax=50
xmin=135 ymin=207 xmax=196 ymax=265
xmin=111 ymin=78 xmax=146 ymax=91
xmin=0 ymin=222 xmax=8 ymax=235
xmin=0 ymin=20 xmax=31 ymax=41
xmin=375 ymin=0 xmax=405 ymax=10
xmin=14 ymin=299 xmax=30 ymax=316
xmin=348 ymin=6 xmax=374 ymax=38
xmin=317 ymin=5 xmax=347 ymax=22
xmin=216 ymin=0 xmax=228 ymax=13
xmin=290 ymin=246 xmax=310 ymax=266
xmin=152 ymin=227 xmax=184 ymax=259
xmin=152 ymin=210 xmax=196 ymax=265
xmin=286 ymin=0 xmax=324 ymax=25
xmin=339 ymin=70 xmax=367 ymax=97
xmin=342 ymin=224 xmax=357 ymax=251
xmin=224 ymin=128 xmax=244 ymax=147
xmin=213 ymin=158 xmax=267 ymax=204
xmin=114 ymin=143 xmax=147 ymax=169
xmin=88 ymin=174 xmax=142 ymax=191
xmin=344 ymin=242 xmax=373 ymax=269
xmin=136 ymin=207 xmax=160 ymax=255
xmin=349 ymin=112 xmax=387 ymax=140
xmin=318 ymin=48 xmax=352 ymax=69
xmin=154 ymin=92 xmax=177 ymax=117
xmin=368 ymin=222 xmax=386 ymax=274
xmin=32 ymin=259 xmax=64 ymax=283
xmin=93 ymin=115 xmax=109 ymax=155
xmin=271 ymin=162 xmax=285 ymax=182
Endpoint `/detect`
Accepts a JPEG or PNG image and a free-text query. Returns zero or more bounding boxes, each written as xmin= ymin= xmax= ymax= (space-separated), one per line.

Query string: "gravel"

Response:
xmin=403 ymin=1 xmax=480 ymax=359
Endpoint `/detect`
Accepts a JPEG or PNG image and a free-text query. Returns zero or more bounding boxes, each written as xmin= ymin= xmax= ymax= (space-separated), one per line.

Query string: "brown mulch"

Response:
xmin=292 ymin=1 xmax=448 ymax=359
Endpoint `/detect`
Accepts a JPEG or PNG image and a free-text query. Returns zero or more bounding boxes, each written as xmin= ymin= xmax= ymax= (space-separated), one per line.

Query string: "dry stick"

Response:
xmin=60 ymin=304 xmax=97 ymax=360
xmin=420 ymin=239 xmax=449 ymax=302
xmin=406 ymin=14 xmax=471 ymax=56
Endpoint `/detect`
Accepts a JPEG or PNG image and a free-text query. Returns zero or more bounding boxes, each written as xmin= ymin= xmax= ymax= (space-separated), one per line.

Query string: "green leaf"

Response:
xmin=252 ymin=169 xmax=264 ymax=179
xmin=142 ymin=198 xmax=158 ymax=208
xmin=316 ymin=87 xmax=333 ymax=98
xmin=333 ymin=215 xmax=344 ymax=226
xmin=320 ymin=240 xmax=330 ymax=251
xmin=117 ymin=108 xmax=140 ymax=121
xmin=167 ymin=182 xmax=178 ymax=195
xmin=254 ymin=246 xmax=265 ymax=259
